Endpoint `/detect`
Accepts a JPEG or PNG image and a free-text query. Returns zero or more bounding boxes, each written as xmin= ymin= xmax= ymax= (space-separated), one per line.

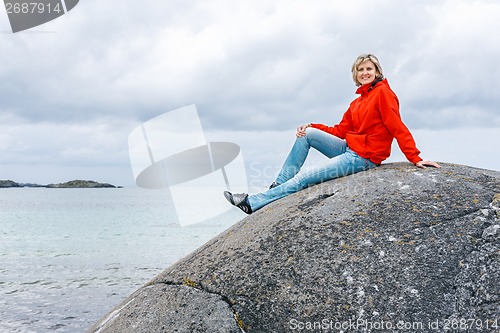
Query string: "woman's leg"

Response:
xmin=274 ymin=127 xmax=347 ymax=185
xmin=248 ymin=149 xmax=377 ymax=211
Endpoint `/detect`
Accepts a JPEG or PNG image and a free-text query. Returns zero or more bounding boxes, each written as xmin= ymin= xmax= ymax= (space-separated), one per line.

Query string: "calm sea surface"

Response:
xmin=0 ymin=188 xmax=241 ymax=333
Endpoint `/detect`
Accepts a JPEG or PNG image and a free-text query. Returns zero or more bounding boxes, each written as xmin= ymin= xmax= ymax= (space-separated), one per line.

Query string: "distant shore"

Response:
xmin=0 ymin=179 xmax=121 ymax=188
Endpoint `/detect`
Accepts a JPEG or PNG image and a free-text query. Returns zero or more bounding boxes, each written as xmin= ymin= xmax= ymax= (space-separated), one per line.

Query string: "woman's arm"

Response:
xmin=308 ymin=108 xmax=353 ymax=138
xmin=378 ymin=90 xmax=440 ymax=168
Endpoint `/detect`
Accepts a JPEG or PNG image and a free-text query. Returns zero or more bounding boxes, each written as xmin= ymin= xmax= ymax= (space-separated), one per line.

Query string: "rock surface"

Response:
xmin=88 ymin=163 xmax=500 ymax=333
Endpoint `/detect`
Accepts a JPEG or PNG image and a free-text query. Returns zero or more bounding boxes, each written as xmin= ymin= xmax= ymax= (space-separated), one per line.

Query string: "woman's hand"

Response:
xmin=296 ymin=123 xmax=311 ymax=137
xmin=416 ymin=160 xmax=441 ymax=169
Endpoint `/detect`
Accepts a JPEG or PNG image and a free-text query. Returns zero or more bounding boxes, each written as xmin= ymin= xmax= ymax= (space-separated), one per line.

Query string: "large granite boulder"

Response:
xmin=88 ymin=163 xmax=500 ymax=332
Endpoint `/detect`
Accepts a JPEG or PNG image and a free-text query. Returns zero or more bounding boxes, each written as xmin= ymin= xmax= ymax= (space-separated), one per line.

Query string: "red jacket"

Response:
xmin=311 ymin=79 xmax=422 ymax=165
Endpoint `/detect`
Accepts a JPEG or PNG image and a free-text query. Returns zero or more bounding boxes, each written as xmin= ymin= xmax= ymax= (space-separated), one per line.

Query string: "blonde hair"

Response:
xmin=351 ymin=54 xmax=384 ymax=86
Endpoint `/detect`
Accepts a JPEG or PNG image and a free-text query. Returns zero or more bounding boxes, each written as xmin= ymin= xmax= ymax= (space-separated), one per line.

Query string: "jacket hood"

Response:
xmin=356 ymin=78 xmax=389 ymax=95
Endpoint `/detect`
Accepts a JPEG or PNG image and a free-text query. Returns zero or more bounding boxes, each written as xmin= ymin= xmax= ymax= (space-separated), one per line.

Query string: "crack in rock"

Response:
xmin=158 ymin=279 xmax=247 ymax=332
xmin=298 ymin=191 xmax=337 ymax=211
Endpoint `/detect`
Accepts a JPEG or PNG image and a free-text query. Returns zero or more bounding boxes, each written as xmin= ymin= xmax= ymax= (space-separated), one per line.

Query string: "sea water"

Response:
xmin=0 ymin=187 xmax=242 ymax=333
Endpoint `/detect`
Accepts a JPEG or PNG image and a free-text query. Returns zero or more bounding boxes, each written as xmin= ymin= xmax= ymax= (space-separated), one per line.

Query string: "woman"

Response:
xmin=224 ymin=54 xmax=440 ymax=214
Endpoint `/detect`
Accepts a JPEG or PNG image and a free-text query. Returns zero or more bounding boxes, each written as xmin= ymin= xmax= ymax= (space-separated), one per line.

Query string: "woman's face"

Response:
xmin=357 ymin=60 xmax=378 ymax=86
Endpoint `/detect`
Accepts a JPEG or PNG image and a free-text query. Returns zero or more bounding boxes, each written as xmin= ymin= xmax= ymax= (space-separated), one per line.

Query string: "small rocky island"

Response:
xmin=46 ymin=180 xmax=118 ymax=188
xmin=0 ymin=179 xmax=119 ymax=188
xmin=0 ymin=180 xmax=22 ymax=188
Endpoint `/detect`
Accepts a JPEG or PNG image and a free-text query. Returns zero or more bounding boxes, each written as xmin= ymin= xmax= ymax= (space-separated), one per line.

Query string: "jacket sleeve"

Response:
xmin=310 ymin=108 xmax=353 ymax=139
xmin=378 ymin=89 xmax=422 ymax=164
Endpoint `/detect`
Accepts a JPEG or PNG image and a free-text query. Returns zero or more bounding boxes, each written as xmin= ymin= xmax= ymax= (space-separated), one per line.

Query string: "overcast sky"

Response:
xmin=1 ymin=0 xmax=499 ymax=187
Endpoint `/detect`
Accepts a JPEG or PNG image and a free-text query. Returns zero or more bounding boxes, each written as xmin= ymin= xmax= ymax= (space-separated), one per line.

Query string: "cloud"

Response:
xmin=0 ymin=1 xmax=455 ymax=126
xmin=0 ymin=0 xmax=499 ymax=184
xmin=393 ymin=1 xmax=500 ymax=129
xmin=0 ymin=114 xmax=132 ymax=166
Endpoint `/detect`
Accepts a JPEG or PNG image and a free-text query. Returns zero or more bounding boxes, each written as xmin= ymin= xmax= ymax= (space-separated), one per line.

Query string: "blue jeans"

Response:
xmin=248 ymin=127 xmax=378 ymax=211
